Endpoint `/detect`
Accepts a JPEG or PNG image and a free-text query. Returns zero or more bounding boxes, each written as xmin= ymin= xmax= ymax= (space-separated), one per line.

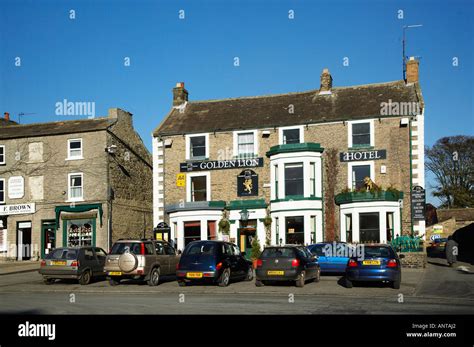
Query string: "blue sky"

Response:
xmin=1 ymin=0 xmax=473 ymax=206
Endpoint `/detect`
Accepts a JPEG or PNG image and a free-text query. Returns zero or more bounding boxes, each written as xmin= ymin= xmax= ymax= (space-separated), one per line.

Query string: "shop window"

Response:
xmin=351 ymin=122 xmax=371 ymax=147
xmin=285 ymin=216 xmax=304 ymax=245
xmin=0 ymin=217 xmax=6 ymax=252
xmin=190 ymin=176 xmax=207 ymax=201
xmin=274 ymin=165 xmax=279 ymax=199
xmin=68 ymin=173 xmax=83 ymax=201
xmin=275 ymin=217 xmax=279 ymax=244
xmin=351 ymin=164 xmax=371 ymax=190
xmin=0 ymin=178 xmax=4 ymax=203
xmin=189 ymin=135 xmax=206 ymax=159
xmin=282 ymin=128 xmax=300 ymax=144
xmin=237 ymin=132 xmax=255 ymax=157
xmin=310 ymin=162 xmax=316 ymax=197
xmin=0 ymin=145 xmax=5 ymax=165
xmin=66 ymin=219 xmax=93 ymax=247
xmin=310 ymin=216 xmax=316 ymax=244
xmin=345 ymin=214 xmax=353 ymax=243
xmin=207 ymin=220 xmax=217 ymax=241
xmin=359 ymin=213 xmax=380 ymax=243
xmin=386 ymin=212 xmax=394 ymax=242
xmin=184 ymin=221 xmax=201 ymax=246
xmin=67 ymin=139 xmax=83 ymax=159
xmin=285 ymin=163 xmax=304 ymax=196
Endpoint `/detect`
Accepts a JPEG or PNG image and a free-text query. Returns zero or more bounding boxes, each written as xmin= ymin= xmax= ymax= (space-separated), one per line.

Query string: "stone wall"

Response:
xmin=161 ymin=116 xmax=412 ymax=237
xmin=400 ymin=252 xmax=427 ymax=268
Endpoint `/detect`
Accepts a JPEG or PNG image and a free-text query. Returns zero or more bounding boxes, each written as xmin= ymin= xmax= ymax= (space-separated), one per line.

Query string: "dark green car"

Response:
xmin=39 ymin=247 xmax=107 ymax=285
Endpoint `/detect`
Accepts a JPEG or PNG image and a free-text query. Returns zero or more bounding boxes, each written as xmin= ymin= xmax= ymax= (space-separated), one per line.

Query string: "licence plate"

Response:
xmin=51 ymin=261 xmax=66 ymax=266
xmin=267 ymin=270 xmax=284 ymax=276
xmin=108 ymin=271 xmax=122 ymax=276
xmin=362 ymin=260 xmax=381 ymax=265
xmin=187 ymin=272 xmax=203 ymax=279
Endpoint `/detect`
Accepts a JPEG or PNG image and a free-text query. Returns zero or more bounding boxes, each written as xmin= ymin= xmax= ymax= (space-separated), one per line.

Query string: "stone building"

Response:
xmin=0 ymin=109 xmax=153 ymax=260
xmin=152 ymin=58 xmax=425 ymax=253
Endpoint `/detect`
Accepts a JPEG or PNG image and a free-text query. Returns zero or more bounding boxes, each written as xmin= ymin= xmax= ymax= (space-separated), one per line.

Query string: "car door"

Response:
xmin=232 ymin=244 xmax=247 ymax=277
xmin=154 ymin=242 xmax=169 ymax=274
xmin=163 ymin=243 xmax=178 ymax=275
xmin=94 ymin=248 xmax=107 ymax=276
xmin=223 ymin=243 xmax=238 ymax=277
xmin=300 ymin=248 xmax=318 ymax=278
xmin=83 ymin=248 xmax=98 ymax=274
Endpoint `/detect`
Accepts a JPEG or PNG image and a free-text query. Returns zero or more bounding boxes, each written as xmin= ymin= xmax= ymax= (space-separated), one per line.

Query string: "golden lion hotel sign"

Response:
xmin=0 ymin=203 xmax=36 ymax=216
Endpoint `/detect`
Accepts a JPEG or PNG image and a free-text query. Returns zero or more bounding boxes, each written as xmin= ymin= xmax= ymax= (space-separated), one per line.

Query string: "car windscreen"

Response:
xmin=363 ymin=246 xmax=393 ymax=259
xmin=47 ymin=248 xmax=78 ymax=260
xmin=110 ymin=242 xmax=142 ymax=255
xmin=309 ymin=245 xmax=326 ymax=256
xmin=184 ymin=243 xmax=217 ymax=256
xmin=261 ymin=248 xmax=295 ymax=258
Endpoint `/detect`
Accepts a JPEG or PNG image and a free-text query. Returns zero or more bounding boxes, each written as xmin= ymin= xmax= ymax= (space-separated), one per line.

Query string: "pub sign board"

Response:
xmin=340 ymin=150 xmax=387 ymax=162
xmin=237 ymin=170 xmax=258 ymax=197
xmin=180 ymin=157 xmax=264 ymax=172
xmin=411 ymin=185 xmax=426 ymax=221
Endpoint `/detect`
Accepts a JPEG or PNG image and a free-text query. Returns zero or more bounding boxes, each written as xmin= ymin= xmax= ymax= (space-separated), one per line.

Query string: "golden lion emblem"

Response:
xmin=243 ymin=178 xmax=253 ymax=193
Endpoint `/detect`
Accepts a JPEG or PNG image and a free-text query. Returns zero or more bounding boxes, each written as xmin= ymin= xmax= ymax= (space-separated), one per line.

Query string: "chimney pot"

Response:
xmin=4 ymin=112 xmax=9 ymax=121
xmin=173 ymin=82 xmax=188 ymax=107
xmin=406 ymin=57 xmax=419 ymax=84
xmin=319 ymin=68 xmax=333 ymax=94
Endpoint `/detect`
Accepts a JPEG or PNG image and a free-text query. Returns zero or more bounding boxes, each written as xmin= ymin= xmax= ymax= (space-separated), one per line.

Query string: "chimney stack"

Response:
xmin=406 ymin=57 xmax=419 ymax=84
xmin=319 ymin=68 xmax=333 ymax=94
xmin=173 ymin=82 xmax=188 ymax=107
xmin=4 ymin=112 xmax=9 ymax=121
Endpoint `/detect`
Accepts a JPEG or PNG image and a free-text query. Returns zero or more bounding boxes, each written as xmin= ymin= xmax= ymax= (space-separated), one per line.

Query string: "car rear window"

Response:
xmin=110 ymin=242 xmax=142 ymax=255
xmin=48 ymin=248 xmax=78 ymax=260
xmin=309 ymin=245 xmax=325 ymax=256
xmin=363 ymin=246 xmax=394 ymax=259
xmin=261 ymin=248 xmax=295 ymax=258
xmin=184 ymin=243 xmax=217 ymax=256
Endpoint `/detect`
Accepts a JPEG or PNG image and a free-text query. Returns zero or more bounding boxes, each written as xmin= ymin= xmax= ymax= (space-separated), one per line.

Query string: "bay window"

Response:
xmin=285 ymin=163 xmax=304 ymax=196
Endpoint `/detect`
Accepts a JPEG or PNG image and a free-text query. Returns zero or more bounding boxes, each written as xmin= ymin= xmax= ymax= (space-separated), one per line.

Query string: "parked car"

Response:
xmin=344 ymin=244 xmax=403 ymax=289
xmin=176 ymin=240 xmax=253 ymax=287
xmin=255 ymin=245 xmax=320 ymax=287
xmin=308 ymin=242 xmax=350 ymax=273
xmin=426 ymin=237 xmax=448 ymax=257
xmin=39 ymin=246 xmax=107 ymax=285
xmin=104 ymin=239 xmax=180 ymax=286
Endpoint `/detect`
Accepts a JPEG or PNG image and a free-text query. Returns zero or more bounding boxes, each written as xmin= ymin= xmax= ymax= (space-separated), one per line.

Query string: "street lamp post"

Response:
xmin=239 ymin=208 xmax=249 ymax=228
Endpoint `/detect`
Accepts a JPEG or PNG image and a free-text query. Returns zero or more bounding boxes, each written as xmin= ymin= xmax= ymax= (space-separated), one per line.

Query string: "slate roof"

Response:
xmin=154 ymin=80 xmax=423 ymax=136
xmin=0 ymin=117 xmax=116 ymax=140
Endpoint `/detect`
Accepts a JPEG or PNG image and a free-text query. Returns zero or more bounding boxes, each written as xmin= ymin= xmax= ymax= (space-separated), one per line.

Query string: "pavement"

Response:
xmin=0 ymin=260 xmax=473 ymax=314
xmin=0 ymin=260 xmax=40 ymax=275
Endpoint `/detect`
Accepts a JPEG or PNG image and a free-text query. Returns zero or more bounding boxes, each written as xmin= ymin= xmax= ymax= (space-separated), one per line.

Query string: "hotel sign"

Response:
xmin=0 ymin=203 xmax=36 ymax=216
xmin=180 ymin=158 xmax=264 ymax=172
xmin=411 ymin=186 xmax=426 ymax=221
xmin=340 ymin=150 xmax=387 ymax=162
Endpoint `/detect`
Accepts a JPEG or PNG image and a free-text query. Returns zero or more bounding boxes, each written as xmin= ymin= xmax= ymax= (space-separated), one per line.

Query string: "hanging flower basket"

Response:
xmin=263 ymin=217 xmax=272 ymax=227
xmin=218 ymin=219 xmax=230 ymax=234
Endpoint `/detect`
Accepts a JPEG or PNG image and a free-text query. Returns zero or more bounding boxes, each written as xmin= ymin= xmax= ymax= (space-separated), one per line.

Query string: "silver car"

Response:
xmin=39 ymin=247 xmax=107 ymax=285
xmin=104 ymin=239 xmax=180 ymax=286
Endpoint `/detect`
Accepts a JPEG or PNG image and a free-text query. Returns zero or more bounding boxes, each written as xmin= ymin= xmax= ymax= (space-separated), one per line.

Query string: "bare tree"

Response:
xmin=425 ymin=135 xmax=474 ymax=208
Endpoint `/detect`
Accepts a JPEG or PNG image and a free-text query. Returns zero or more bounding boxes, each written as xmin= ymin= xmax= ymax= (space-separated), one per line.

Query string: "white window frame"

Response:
xmin=185 ymin=133 xmax=209 ymax=160
xmin=278 ymin=125 xmax=304 ymax=145
xmin=233 ymin=130 xmax=258 ymax=157
xmin=67 ymin=138 xmax=83 ymax=160
xmin=0 ymin=178 xmax=5 ymax=203
xmin=347 ymin=161 xmax=375 ymax=190
xmin=348 ymin=119 xmax=374 ymax=148
xmin=68 ymin=173 xmax=84 ymax=202
xmin=0 ymin=145 xmax=5 ymax=165
xmin=186 ymin=172 xmax=211 ymax=202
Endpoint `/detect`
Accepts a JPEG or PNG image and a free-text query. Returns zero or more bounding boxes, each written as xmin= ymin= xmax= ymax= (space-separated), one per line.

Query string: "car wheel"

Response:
xmin=43 ymin=278 xmax=54 ymax=285
xmin=218 ymin=268 xmax=231 ymax=287
xmin=178 ymin=280 xmax=187 ymax=287
xmin=147 ymin=267 xmax=160 ymax=286
xmin=314 ymin=268 xmax=321 ymax=283
xmin=79 ymin=270 xmax=92 ymax=285
xmin=344 ymin=277 xmax=353 ymax=288
xmin=392 ymin=276 xmax=401 ymax=289
xmin=255 ymin=279 xmax=264 ymax=287
xmin=109 ymin=278 xmax=120 ymax=286
xmin=245 ymin=267 xmax=254 ymax=281
xmin=296 ymin=271 xmax=305 ymax=287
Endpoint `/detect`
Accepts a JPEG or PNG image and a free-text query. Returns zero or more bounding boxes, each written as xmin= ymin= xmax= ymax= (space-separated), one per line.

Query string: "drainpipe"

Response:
xmin=409 ymin=118 xmax=414 ymax=237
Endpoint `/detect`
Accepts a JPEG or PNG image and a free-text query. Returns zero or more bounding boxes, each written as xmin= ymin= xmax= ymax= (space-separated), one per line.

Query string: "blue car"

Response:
xmin=344 ymin=244 xmax=403 ymax=289
xmin=307 ymin=242 xmax=350 ymax=273
xmin=176 ymin=240 xmax=253 ymax=287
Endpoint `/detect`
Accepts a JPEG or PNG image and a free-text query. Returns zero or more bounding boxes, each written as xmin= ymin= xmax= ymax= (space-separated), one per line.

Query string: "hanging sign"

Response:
xmin=237 ymin=170 xmax=258 ymax=197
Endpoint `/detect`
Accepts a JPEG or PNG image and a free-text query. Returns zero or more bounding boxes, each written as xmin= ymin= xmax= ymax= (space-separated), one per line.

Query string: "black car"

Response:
xmin=39 ymin=247 xmax=107 ymax=285
xmin=255 ymin=245 xmax=320 ymax=287
xmin=176 ymin=240 xmax=253 ymax=287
